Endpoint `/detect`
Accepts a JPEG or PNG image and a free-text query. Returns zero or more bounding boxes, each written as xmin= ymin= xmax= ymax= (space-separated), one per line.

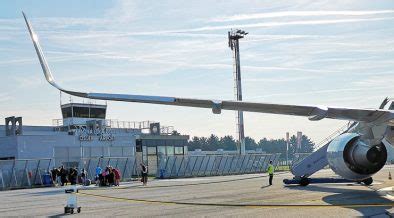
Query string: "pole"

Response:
xmin=228 ymin=29 xmax=248 ymax=155
xmin=286 ymin=132 xmax=289 ymax=166
xmin=235 ymin=40 xmax=245 ymax=155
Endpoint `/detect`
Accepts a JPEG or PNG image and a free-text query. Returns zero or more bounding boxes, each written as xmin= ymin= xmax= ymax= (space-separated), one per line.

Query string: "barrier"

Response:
xmin=0 ymin=159 xmax=52 ymax=190
xmin=80 ymin=157 xmax=140 ymax=182
xmin=157 ymin=154 xmax=280 ymax=179
xmin=0 ymin=154 xmax=281 ymax=190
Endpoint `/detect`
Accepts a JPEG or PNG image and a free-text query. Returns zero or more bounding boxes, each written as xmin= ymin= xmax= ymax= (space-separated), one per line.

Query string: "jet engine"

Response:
xmin=327 ymin=133 xmax=387 ymax=183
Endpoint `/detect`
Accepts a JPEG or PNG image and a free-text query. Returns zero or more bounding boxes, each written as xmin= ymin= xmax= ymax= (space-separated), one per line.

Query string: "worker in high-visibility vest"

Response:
xmin=267 ymin=160 xmax=274 ymax=185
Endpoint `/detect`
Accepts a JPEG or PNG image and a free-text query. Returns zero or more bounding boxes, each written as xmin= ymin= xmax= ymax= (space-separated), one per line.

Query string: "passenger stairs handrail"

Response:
xmin=314 ymin=121 xmax=355 ymax=150
xmin=291 ymin=121 xmax=355 ymax=168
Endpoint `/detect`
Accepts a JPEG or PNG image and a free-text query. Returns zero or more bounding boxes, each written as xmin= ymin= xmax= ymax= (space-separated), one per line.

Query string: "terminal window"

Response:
xmin=175 ymin=147 xmax=183 ymax=155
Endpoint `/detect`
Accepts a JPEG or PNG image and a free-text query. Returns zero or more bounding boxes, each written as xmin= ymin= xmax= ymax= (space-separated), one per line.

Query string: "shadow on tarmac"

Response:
xmin=285 ymin=184 xmax=392 ymax=217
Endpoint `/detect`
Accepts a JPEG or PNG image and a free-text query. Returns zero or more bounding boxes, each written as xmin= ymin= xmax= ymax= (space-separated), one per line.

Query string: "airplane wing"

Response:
xmin=22 ymin=12 xmax=393 ymax=123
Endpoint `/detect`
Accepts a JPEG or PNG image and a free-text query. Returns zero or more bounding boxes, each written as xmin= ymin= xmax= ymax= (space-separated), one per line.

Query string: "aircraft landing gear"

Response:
xmin=362 ymin=177 xmax=373 ymax=186
xmin=299 ymin=177 xmax=310 ymax=186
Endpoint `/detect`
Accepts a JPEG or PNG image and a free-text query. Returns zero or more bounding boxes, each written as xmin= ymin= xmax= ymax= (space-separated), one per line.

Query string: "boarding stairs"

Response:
xmin=290 ymin=97 xmax=392 ymax=179
xmin=290 ymin=121 xmax=356 ymax=178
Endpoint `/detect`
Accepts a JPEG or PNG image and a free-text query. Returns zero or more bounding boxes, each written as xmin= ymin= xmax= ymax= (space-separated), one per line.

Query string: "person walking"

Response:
xmin=140 ymin=163 xmax=148 ymax=186
xmin=268 ymin=161 xmax=274 ymax=186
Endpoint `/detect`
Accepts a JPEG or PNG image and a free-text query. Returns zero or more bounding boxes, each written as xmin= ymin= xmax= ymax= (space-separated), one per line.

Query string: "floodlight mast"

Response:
xmin=228 ymin=29 xmax=248 ymax=155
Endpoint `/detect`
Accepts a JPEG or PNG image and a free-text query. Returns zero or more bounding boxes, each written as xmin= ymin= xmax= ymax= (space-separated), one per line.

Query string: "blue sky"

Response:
xmin=1 ymin=0 xmax=394 ymax=143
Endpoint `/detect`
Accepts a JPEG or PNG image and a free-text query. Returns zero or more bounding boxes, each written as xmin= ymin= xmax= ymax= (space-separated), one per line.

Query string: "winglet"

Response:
xmin=22 ymin=12 xmax=87 ymax=97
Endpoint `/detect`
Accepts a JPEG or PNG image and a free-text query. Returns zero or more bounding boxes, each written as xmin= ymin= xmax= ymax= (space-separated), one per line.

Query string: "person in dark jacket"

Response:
xmin=59 ymin=166 xmax=67 ymax=186
xmin=140 ymin=163 xmax=148 ymax=186
xmin=69 ymin=167 xmax=78 ymax=185
xmin=51 ymin=167 xmax=59 ymax=186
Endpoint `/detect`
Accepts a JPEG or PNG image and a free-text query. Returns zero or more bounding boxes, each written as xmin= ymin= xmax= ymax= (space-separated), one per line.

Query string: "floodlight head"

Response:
xmin=236 ymin=30 xmax=242 ymax=33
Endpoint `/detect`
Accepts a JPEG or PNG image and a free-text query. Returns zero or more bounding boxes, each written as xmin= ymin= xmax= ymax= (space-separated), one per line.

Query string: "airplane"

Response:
xmin=22 ymin=12 xmax=393 ymax=186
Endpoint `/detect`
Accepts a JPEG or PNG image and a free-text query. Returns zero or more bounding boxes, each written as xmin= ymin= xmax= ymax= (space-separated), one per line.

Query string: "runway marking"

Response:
xmin=377 ymin=186 xmax=394 ymax=200
xmin=77 ymin=191 xmax=394 ymax=208
xmin=78 ymin=172 xmax=394 ymax=208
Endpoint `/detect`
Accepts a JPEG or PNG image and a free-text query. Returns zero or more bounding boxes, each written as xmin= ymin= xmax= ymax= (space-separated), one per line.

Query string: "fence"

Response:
xmin=0 ymin=159 xmax=52 ymax=190
xmin=80 ymin=157 xmax=140 ymax=182
xmin=157 ymin=154 xmax=280 ymax=179
xmin=0 ymin=154 xmax=282 ymax=190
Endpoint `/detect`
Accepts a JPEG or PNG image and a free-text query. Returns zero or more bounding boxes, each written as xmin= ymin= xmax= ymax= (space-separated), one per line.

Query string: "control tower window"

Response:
xmin=73 ymin=107 xmax=89 ymax=118
xmin=62 ymin=107 xmax=72 ymax=118
xmin=90 ymin=108 xmax=106 ymax=119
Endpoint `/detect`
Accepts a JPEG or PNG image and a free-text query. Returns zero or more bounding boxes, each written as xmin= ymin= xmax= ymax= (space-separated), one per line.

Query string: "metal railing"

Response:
xmin=0 ymin=159 xmax=52 ymax=190
xmin=52 ymin=119 xmax=176 ymax=135
xmin=80 ymin=157 xmax=140 ymax=182
xmin=291 ymin=121 xmax=356 ymax=169
xmin=157 ymin=154 xmax=280 ymax=179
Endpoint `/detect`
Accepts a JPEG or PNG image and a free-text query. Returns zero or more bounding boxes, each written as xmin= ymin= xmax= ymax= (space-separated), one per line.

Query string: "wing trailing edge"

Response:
xmin=22 ymin=12 xmax=393 ymax=124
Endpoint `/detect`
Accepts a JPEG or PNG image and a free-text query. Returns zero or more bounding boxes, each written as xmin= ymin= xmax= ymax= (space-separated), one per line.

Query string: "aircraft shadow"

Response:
xmin=285 ymin=184 xmax=392 ymax=217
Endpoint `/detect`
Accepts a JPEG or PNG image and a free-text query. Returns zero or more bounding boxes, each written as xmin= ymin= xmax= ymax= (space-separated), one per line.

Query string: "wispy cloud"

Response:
xmin=186 ymin=17 xmax=394 ymax=32
xmin=244 ymin=75 xmax=316 ymax=83
xmin=0 ymin=93 xmax=11 ymax=103
xmin=211 ymin=10 xmax=394 ymax=22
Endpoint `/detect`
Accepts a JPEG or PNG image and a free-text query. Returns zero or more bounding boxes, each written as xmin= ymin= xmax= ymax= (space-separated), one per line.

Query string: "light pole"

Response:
xmin=228 ymin=29 xmax=248 ymax=155
xmin=286 ymin=132 xmax=290 ymax=166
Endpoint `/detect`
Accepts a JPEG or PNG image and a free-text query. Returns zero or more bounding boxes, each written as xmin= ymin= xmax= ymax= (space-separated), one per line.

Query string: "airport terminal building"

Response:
xmin=0 ymin=102 xmax=189 ymax=174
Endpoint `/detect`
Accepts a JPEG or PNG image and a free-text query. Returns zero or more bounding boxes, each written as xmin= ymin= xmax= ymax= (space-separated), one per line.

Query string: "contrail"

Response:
xmin=211 ymin=10 xmax=394 ymax=22
xmin=189 ymin=17 xmax=394 ymax=32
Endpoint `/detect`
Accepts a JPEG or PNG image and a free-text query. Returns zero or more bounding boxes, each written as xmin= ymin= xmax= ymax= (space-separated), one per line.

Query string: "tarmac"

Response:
xmin=1 ymin=166 xmax=394 ymax=217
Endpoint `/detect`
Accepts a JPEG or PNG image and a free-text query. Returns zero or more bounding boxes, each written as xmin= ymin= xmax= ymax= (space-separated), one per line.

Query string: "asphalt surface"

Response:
xmin=1 ymin=166 xmax=394 ymax=217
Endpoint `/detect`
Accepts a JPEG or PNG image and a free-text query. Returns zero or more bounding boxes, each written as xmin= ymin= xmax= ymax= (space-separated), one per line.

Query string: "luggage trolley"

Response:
xmin=64 ymin=185 xmax=81 ymax=214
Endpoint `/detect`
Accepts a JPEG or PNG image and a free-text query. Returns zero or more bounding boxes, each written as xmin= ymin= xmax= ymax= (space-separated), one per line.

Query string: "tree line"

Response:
xmin=187 ymin=134 xmax=315 ymax=159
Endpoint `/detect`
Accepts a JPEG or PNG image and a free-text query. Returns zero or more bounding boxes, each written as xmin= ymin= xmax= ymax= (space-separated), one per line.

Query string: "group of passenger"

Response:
xmin=50 ymin=166 xmax=87 ymax=186
xmin=95 ymin=165 xmax=121 ymax=187
xmin=50 ymin=163 xmax=148 ymax=187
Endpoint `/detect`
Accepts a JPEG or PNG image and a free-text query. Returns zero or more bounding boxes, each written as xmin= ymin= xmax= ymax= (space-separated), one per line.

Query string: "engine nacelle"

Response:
xmin=327 ymin=133 xmax=387 ymax=181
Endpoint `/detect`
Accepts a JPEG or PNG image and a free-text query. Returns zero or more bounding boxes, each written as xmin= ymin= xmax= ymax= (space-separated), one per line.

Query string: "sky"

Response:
xmin=0 ymin=0 xmax=394 ymax=144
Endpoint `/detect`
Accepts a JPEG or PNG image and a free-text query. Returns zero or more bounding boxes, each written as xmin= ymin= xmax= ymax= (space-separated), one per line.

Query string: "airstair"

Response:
xmin=290 ymin=97 xmax=390 ymax=180
xmin=290 ymin=121 xmax=355 ymax=179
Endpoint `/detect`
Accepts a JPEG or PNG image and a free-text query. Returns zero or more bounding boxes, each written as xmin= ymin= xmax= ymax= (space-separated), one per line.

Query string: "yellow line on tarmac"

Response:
xmin=81 ymin=172 xmax=290 ymax=191
xmin=77 ymin=191 xmax=394 ymax=208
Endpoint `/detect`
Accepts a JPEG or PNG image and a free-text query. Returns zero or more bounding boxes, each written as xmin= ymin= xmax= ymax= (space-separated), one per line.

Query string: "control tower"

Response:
xmin=60 ymin=103 xmax=107 ymax=127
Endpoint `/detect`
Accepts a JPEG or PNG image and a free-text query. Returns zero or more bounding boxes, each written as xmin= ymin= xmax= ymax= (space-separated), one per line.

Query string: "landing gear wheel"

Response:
xmin=77 ymin=207 xmax=81 ymax=213
xmin=299 ymin=177 xmax=310 ymax=186
xmin=363 ymin=177 xmax=373 ymax=186
xmin=70 ymin=209 xmax=74 ymax=214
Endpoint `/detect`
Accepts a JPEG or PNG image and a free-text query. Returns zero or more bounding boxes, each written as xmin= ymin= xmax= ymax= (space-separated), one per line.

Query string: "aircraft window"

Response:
xmin=90 ymin=108 xmax=106 ymax=119
xmin=62 ymin=107 xmax=72 ymax=118
xmin=73 ymin=107 xmax=89 ymax=118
